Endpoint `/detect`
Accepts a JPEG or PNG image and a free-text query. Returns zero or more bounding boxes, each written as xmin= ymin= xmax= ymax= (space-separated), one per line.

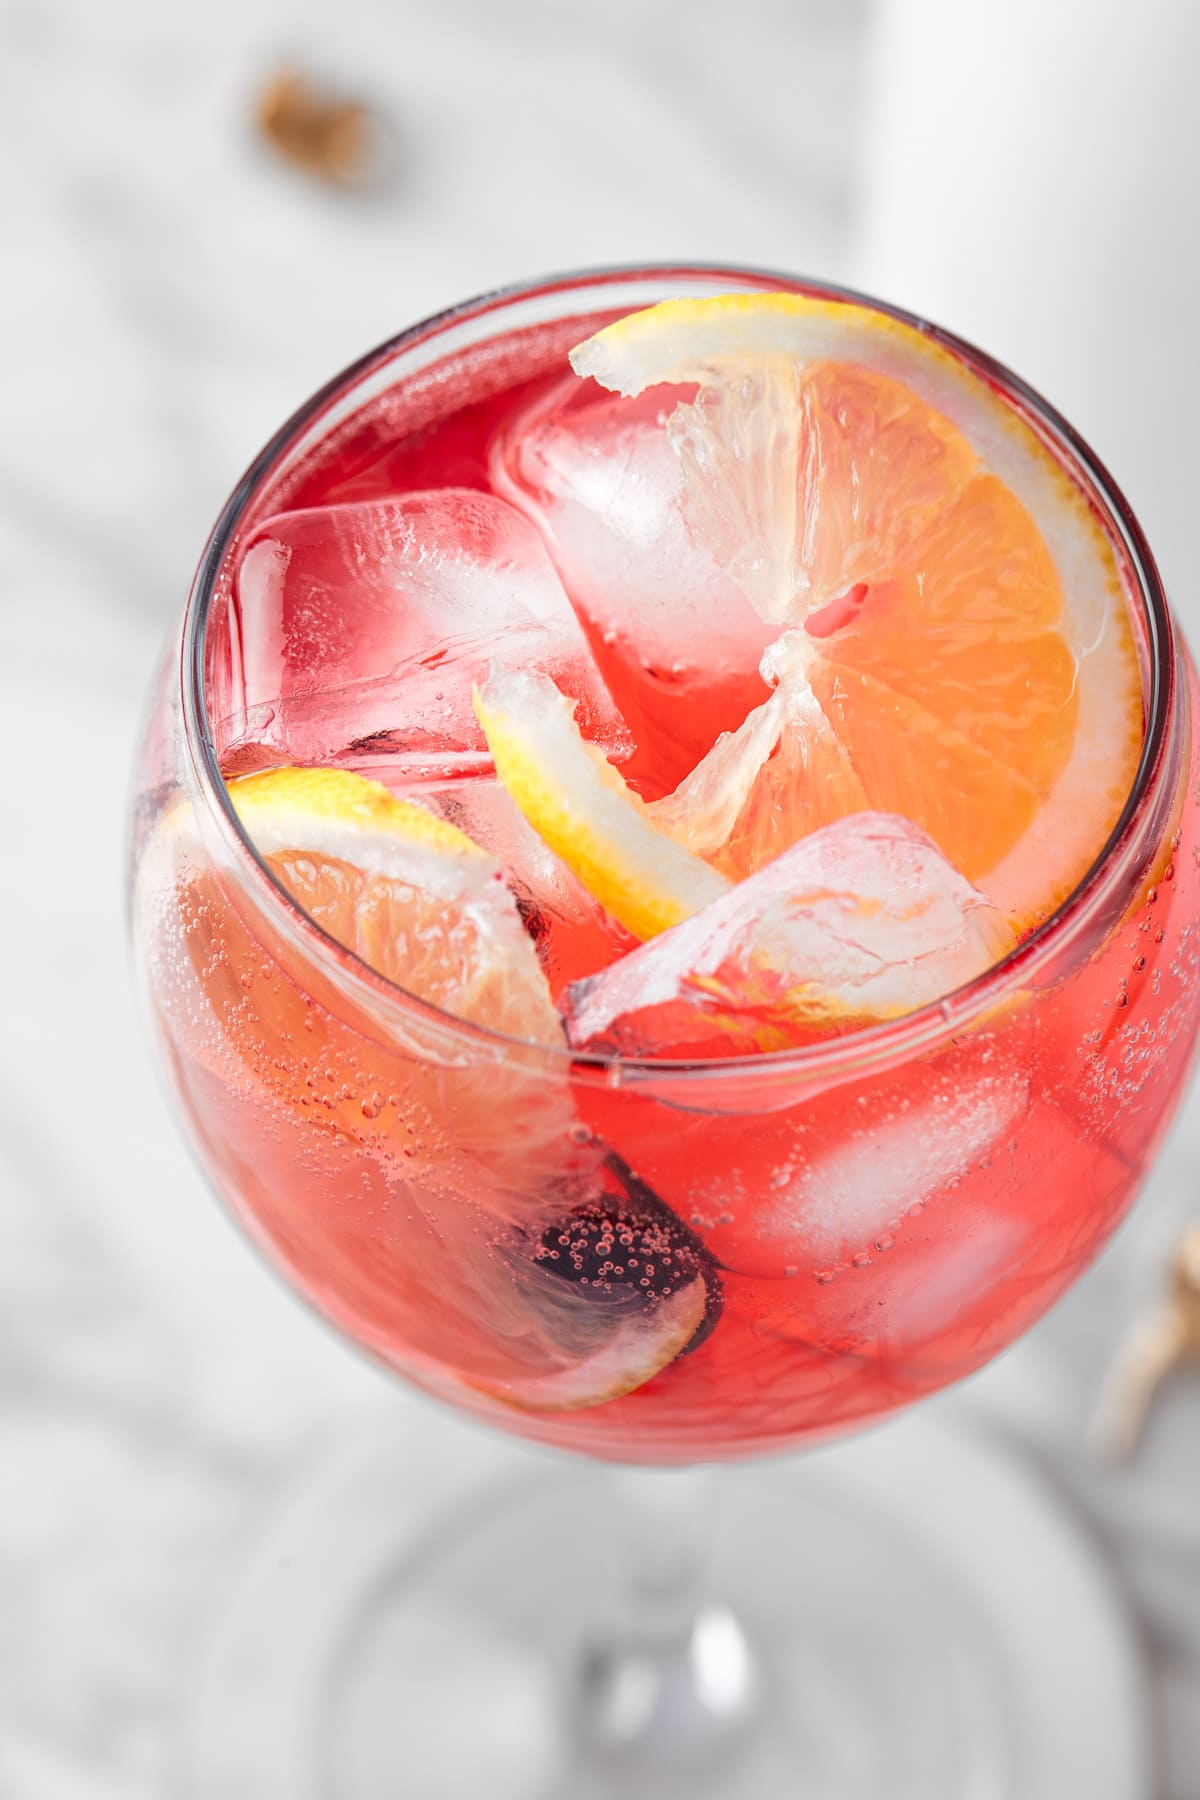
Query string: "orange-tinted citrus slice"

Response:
xmin=572 ymin=295 xmax=1143 ymax=928
xmin=135 ymin=767 xmax=717 ymax=1409
xmin=223 ymin=766 xmax=563 ymax=1043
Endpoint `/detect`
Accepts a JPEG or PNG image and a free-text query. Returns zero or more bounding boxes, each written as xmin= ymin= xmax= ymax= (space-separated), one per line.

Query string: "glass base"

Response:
xmin=186 ymin=1401 xmax=1149 ymax=1800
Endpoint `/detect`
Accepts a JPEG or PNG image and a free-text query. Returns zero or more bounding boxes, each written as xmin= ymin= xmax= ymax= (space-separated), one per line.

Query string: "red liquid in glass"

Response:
xmin=135 ymin=312 xmax=1200 ymax=1461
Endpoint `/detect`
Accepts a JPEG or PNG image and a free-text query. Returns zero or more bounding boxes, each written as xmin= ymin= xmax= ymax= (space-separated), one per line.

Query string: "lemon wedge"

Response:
xmin=473 ymin=668 xmax=729 ymax=940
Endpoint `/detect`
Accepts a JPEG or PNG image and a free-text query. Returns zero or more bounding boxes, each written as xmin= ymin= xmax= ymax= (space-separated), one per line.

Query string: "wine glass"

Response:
xmin=129 ymin=267 xmax=1200 ymax=1798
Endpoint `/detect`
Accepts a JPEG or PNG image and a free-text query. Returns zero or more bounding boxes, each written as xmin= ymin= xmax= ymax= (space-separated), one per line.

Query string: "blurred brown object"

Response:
xmin=256 ymin=67 xmax=372 ymax=184
xmin=1091 ymin=1225 xmax=1200 ymax=1461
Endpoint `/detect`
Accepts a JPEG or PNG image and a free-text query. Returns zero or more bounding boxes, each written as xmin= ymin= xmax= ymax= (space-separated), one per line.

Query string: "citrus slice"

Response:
xmin=137 ymin=766 xmax=719 ymax=1410
xmin=224 ymin=765 xmax=563 ymax=1044
xmin=137 ymin=762 xmax=571 ymax=1209
xmin=571 ymin=294 xmax=1143 ymax=927
xmin=473 ymin=667 xmax=729 ymax=940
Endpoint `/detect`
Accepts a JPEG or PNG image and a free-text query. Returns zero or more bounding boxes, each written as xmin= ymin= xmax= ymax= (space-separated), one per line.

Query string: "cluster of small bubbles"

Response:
xmin=360 ymin=1093 xmax=386 ymax=1120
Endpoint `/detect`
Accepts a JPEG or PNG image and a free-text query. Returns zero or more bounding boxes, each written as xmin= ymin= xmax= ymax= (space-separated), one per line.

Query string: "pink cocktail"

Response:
xmin=130 ymin=267 xmax=1200 ymax=1795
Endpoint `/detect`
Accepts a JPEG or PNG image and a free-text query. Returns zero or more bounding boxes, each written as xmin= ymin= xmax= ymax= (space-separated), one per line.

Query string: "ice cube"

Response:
xmin=762 ymin=1068 xmax=1026 ymax=1267
xmin=563 ymin=812 xmax=1015 ymax=1057
xmin=217 ymin=488 xmax=629 ymax=775
xmin=879 ymin=1210 xmax=1031 ymax=1344
xmin=492 ymin=377 xmax=774 ymax=790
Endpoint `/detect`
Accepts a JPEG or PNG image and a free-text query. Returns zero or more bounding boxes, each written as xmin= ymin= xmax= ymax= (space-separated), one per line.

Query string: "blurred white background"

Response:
xmin=2 ymin=2 xmax=1199 ymax=1795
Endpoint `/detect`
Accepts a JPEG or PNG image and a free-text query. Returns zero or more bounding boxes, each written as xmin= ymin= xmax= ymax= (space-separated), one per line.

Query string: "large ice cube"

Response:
xmin=492 ymin=377 xmax=774 ymax=790
xmin=665 ymin=1038 xmax=1029 ymax=1281
xmin=756 ymin=1063 xmax=1027 ymax=1271
xmin=218 ymin=488 xmax=628 ymax=775
xmin=563 ymin=813 xmax=1015 ymax=1057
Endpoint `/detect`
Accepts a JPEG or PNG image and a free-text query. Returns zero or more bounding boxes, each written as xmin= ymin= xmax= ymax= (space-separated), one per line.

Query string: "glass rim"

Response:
xmin=179 ymin=260 xmax=1177 ymax=1089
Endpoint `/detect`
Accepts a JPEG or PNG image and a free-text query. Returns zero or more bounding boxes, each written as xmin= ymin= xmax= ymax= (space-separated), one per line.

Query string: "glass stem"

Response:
xmin=571 ymin=1466 xmax=757 ymax=1780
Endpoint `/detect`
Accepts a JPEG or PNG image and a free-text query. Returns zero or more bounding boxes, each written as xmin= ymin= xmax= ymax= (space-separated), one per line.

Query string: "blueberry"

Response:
xmin=535 ymin=1153 xmax=722 ymax=1355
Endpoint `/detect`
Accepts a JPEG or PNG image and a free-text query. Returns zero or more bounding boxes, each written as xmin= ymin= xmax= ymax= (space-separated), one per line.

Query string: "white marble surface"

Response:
xmin=2 ymin=3 xmax=1199 ymax=1796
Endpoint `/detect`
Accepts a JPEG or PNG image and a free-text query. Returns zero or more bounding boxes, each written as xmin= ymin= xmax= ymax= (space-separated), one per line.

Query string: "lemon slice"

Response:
xmin=226 ymin=765 xmax=564 ymax=1044
xmin=137 ymin=761 xmax=570 ymax=1247
xmin=570 ymin=294 xmax=1143 ymax=928
xmin=137 ymin=765 xmax=725 ymax=1410
xmin=473 ymin=668 xmax=729 ymax=940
